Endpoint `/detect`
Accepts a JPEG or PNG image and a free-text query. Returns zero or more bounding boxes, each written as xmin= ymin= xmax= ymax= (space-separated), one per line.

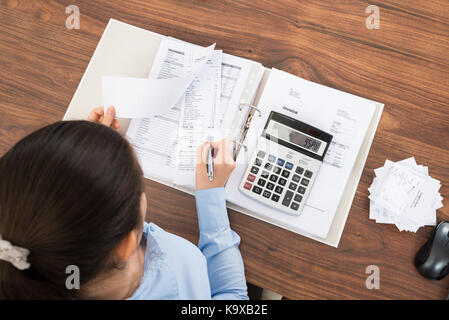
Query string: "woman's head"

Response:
xmin=0 ymin=120 xmax=144 ymax=299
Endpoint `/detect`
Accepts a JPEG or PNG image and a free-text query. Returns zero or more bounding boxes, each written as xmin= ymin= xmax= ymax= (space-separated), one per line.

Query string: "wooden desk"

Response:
xmin=0 ymin=0 xmax=448 ymax=299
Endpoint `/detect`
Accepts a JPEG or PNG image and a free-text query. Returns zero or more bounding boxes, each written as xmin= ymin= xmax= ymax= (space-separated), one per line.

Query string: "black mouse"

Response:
xmin=415 ymin=221 xmax=449 ymax=280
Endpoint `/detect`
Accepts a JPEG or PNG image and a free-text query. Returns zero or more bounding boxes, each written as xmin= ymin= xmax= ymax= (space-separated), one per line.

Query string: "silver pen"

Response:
xmin=207 ymin=141 xmax=214 ymax=182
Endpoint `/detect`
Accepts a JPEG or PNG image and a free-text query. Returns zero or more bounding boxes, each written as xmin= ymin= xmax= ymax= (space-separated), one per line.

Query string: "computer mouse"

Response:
xmin=415 ymin=221 xmax=449 ymax=280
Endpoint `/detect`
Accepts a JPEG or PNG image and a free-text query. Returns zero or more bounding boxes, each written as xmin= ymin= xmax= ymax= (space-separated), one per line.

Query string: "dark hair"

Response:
xmin=0 ymin=121 xmax=143 ymax=299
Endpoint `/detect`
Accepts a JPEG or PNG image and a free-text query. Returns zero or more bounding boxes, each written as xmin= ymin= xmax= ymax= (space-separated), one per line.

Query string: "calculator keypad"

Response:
xmin=252 ymin=186 xmax=262 ymax=194
xmin=240 ymin=141 xmax=322 ymax=216
xmin=282 ymin=191 xmax=294 ymax=207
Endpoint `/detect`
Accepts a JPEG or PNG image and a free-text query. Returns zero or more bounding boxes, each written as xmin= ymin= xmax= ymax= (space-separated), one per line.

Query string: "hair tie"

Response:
xmin=0 ymin=235 xmax=30 ymax=270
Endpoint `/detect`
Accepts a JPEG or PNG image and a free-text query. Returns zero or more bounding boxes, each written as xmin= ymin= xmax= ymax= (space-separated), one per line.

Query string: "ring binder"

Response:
xmin=232 ymin=140 xmax=248 ymax=152
xmin=232 ymin=105 xmax=258 ymax=160
xmin=238 ymin=103 xmax=262 ymax=117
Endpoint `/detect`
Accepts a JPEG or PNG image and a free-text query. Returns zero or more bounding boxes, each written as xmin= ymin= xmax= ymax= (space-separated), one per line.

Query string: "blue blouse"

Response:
xmin=128 ymin=187 xmax=248 ymax=300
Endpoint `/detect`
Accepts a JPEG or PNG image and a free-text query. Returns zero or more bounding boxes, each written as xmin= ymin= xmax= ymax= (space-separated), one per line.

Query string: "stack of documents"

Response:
xmin=103 ymin=37 xmax=263 ymax=187
xmin=368 ymin=157 xmax=443 ymax=232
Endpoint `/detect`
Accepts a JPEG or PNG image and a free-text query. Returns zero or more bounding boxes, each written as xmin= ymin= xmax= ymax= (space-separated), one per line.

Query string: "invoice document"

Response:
xmin=226 ymin=68 xmax=377 ymax=238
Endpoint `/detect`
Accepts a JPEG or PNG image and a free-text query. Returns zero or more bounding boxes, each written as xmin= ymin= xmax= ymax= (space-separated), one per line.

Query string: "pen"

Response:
xmin=207 ymin=141 xmax=214 ymax=182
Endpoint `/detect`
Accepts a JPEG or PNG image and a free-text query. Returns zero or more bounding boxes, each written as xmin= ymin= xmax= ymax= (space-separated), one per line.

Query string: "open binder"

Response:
xmin=63 ymin=19 xmax=384 ymax=247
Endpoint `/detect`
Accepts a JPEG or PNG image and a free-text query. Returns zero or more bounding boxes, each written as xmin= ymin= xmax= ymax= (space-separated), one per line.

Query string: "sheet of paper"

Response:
xmin=218 ymin=54 xmax=254 ymax=131
xmin=126 ymin=38 xmax=204 ymax=181
xmin=102 ymin=40 xmax=215 ymax=118
xmin=126 ymin=37 xmax=257 ymax=186
xmin=225 ymin=68 xmax=377 ymax=239
xmin=166 ymin=37 xmax=256 ymax=132
xmin=175 ymin=50 xmax=223 ymax=186
xmin=370 ymin=165 xmax=440 ymax=217
xmin=368 ymin=157 xmax=442 ymax=232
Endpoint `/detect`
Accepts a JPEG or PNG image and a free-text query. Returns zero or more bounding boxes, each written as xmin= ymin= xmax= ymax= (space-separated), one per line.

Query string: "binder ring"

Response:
xmin=238 ymin=103 xmax=262 ymax=117
xmin=232 ymin=140 xmax=248 ymax=152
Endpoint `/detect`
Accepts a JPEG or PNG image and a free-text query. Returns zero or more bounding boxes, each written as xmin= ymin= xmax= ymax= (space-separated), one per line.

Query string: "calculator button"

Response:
xmin=247 ymin=174 xmax=256 ymax=182
xmin=277 ymin=158 xmax=285 ymax=167
xmin=252 ymin=186 xmax=262 ymax=194
xmin=257 ymin=178 xmax=266 ymax=187
xmin=301 ymin=178 xmax=310 ymax=186
xmin=292 ymin=174 xmax=301 ymax=182
xmin=273 ymin=166 xmax=282 ymax=174
xmin=274 ymin=186 xmax=283 ymax=194
xmin=271 ymin=194 xmax=280 ymax=202
xmin=244 ymin=182 xmax=252 ymax=190
xmin=261 ymin=171 xmax=269 ymax=179
xmin=298 ymin=186 xmax=306 ymax=194
xmin=257 ymin=150 xmax=266 ymax=159
xmin=288 ymin=182 xmax=297 ymax=191
xmin=250 ymin=166 xmax=259 ymax=174
xmin=254 ymin=158 xmax=262 ymax=166
xmin=285 ymin=162 xmax=294 ymax=170
xmin=266 ymin=182 xmax=275 ymax=190
xmin=264 ymin=163 xmax=273 ymax=170
xmin=304 ymin=170 xmax=313 ymax=178
xmin=294 ymin=194 xmax=303 ymax=202
xmin=282 ymin=191 xmax=294 ymax=207
xmin=281 ymin=170 xmax=290 ymax=178
xmin=268 ymin=155 xmax=276 ymax=163
xmin=269 ymin=175 xmax=278 ymax=183
xmin=278 ymin=178 xmax=287 ymax=186
xmin=290 ymin=202 xmax=299 ymax=211
xmin=295 ymin=167 xmax=304 ymax=175
xmin=262 ymin=190 xmax=271 ymax=198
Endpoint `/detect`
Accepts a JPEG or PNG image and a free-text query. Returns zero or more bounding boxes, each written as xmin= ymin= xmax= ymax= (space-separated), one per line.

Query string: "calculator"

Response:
xmin=239 ymin=111 xmax=333 ymax=216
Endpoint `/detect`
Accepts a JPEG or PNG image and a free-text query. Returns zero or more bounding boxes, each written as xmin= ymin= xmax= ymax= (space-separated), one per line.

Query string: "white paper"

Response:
xmin=125 ymin=38 xmax=203 ymax=180
xmin=219 ymin=54 xmax=254 ymax=131
xmin=175 ymin=50 xmax=223 ymax=186
xmin=225 ymin=68 xmax=377 ymax=239
xmin=102 ymin=40 xmax=215 ymax=118
xmin=165 ymin=37 xmax=256 ymax=132
xmin=126 ymin=38 xmax=260 ymax=185
xmin=368 ymin=157 xmax=443 ymax=232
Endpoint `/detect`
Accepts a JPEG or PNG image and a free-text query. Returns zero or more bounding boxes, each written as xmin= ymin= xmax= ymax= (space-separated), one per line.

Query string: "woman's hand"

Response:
xmin=196 ymin=139 xmax=236 ymax=191
xmin=87 ymin=106 xmax=121 ymax=130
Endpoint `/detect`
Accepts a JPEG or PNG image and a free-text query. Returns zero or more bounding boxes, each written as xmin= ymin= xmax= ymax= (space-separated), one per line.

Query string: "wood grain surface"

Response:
xmin=0 ymin=0 xmax=448 ymax=299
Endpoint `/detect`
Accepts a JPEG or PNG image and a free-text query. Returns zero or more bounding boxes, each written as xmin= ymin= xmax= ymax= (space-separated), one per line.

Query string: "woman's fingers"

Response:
xmin=210 ymin=141 xmax=221 ymax=150
xmin=87 ymin=107 xmax=104 ymax=122
xmin=112 ymin=118 xmax=121 ymax=130
xmin=196 ymin=141 xmax=211 ymax=165
xmin=197 ymin=139 xmax=234 ymax=166
xmin=87 ymin=106 xmax=120 ymax=130
xmin=212 ymin=139 xmax=233 ymax=164
xmin=102 ymin=106 xmax=115 ymax=127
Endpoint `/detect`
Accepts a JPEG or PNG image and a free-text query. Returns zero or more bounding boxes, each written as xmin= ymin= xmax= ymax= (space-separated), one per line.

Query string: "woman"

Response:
xmin=0 ymin=106 xmax=247 ymax=299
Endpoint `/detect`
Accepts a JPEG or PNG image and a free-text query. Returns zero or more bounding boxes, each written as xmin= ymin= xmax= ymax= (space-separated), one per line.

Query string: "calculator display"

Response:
xmin=266 ymin=121 xmax=326 ymax=156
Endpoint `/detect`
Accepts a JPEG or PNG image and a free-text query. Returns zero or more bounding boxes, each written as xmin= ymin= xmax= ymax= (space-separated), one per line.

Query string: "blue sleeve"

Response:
xmin=195 ymin=187 xmax=248 ymax=300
